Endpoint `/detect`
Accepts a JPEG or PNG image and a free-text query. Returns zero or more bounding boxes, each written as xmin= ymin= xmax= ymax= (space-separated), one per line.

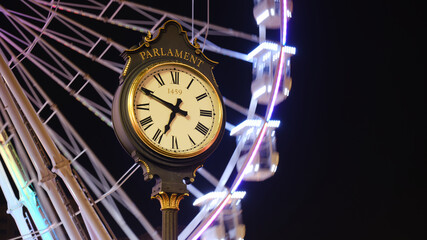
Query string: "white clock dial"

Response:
xmin=129 ymin=63 xmax=223 ymax=158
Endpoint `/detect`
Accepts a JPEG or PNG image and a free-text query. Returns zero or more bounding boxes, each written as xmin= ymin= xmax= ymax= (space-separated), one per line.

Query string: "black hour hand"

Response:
xmin=164 ymin=98 xmax=184 ymax=133
xmin=164 ymin=111 xmax=176 ymax=133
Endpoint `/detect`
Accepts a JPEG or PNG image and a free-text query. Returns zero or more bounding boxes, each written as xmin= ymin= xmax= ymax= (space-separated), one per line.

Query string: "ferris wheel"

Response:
xmin=0 ymin=0 xmax=295 ymax=239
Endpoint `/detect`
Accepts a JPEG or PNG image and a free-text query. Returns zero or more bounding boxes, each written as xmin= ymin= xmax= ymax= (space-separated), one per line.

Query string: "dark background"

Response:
xmin=137 ymin=1 xmax=426 ymax=239
xmin=1 ymin=0 xmax=425 ymax=239
xmin=243 ymin=1 xmax=426 ymax=239
xmin=166 ymin=0 xmax=424 ymax=239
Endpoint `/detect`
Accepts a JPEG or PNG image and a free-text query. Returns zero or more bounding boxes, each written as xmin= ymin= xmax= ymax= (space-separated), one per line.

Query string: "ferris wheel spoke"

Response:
xmin=49 ymin=128 xmax=82 ymax=158
xmin=37 ymin=0 xmax=150 ymax=33
xmin=4 ymin=48 xmax=111 ymax=169
xmin=15 ymin=67 xmax=44 ymax=107
xmin=0 ymin=27 xmax=30 ymax=48
xmin=123 ymin=1 xmax=260 ymax=42
xmin=225 ymin=122 xmax=236 ymax=132
xmin=0 ymin=8 xmax=33 ymax=44
xmin=33 ymin=2 xmax=127 ymax=52
xmin=215 ymin=134 xmax=247 ymax=191
xmin=21 ymin=0 xmax=49 ymax=21
xmin=3 ymin=38 xmax=113 ymax=125
xmin=197 ymin=167 xmax=220 ymax=187
xmin=123 ymin=4 xmax=161 ymax=23
xmin=46 ymin=28 xmax=94 ymax=47
xmin=37 ymin=0 xmax=260 ymax=63
xmin=108 ymin=1 xmax=125 ymax=20
xmin=75 ymin=95 xmax=112 ymax=116
xmin=178 ymin=205 xmax=211 ymax=240
xmin=43 ymin=99 xmax=160 ymax=239
xmin=71 ymin=161 xmax=140 ymax=240
xmin=10 ymin=11 xmax=123 ymax=73
xmin=26 ymin=51 xmax=74 ymax=80
xmin=2 ymin=5 xmax=122 ymax=75
xmin=190 ymin=24 xmax=209 ymax=43
xmin=38 ymin=42 xmax=74 ymax=78
xmin=53 ymin=1 xmax=106 ymax=11
xmin=1 ymin=1 xmax=294 ymax=239
xmin=8 ymin=9 xmax=46 ymax=23
xmin=2 ymin=29 xmax=117 ymax=128
xmin=57 ymin=18 xmax=97 ymax=46
xmin=187 ymin=184 xmax=205 ymax=199
xmin=43 ymin=103 xmax=160 ymax=239
xmin=93 ymin=85 xmax=114 ymax=108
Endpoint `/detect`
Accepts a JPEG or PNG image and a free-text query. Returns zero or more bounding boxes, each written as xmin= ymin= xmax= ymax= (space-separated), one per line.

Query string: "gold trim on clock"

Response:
xmin=126 ymin=62 xmax=224 ymax=159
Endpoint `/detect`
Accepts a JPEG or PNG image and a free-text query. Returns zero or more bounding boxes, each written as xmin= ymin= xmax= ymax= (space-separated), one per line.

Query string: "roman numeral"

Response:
xmin=171 ymin=71 xmax=179 ymax=84
xmin=153 ymin=129 xmax=163 ymax=143
xmin=153 ymin=74 xmax=165 ymax=86
xmin=196 ymin=93 xmax=207 ymax=101
xmin=136 ymin=103 xmax=149 ymax=110
xmin=186 ymin=79 xmax=194 ymax=89
xmin=195 ymin=122 xmax=209 ymax=136
xmin=200 ymin=109 xmax=212 ymax=117
xmin=140 ymin=116 xmax=153 ymax=130
xmin=172 ymin=136 xmax=179 ymax=149
xmin=188 ymin=135 xmax=196 ymax=146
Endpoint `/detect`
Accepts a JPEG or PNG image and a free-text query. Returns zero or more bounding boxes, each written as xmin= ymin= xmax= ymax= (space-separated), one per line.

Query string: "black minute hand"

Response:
xmin=140 ymin=87 xmax=187 ymax=116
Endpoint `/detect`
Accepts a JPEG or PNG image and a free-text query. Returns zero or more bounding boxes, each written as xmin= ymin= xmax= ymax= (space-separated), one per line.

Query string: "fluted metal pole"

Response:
xmin=162 ymin=209 xmax=178 ymax=240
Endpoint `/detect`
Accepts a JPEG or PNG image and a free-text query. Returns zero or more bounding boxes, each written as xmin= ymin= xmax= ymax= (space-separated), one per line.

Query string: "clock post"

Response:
xmin=152 ymin=191 xmax=187 ymax=240
xmin=149 ymin=166 xmax=191 ymax=240
xmin=134 ymin=154 xmax=194 ymax=240
xmin=112 ymin=20 xmax=225 ymax=240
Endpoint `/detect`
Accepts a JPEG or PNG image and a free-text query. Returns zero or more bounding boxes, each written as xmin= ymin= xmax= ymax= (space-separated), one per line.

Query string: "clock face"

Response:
xmin=128 ymin=63 xmax=223 ymax=159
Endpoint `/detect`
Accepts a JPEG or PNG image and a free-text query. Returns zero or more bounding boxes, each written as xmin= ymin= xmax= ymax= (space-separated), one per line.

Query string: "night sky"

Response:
xmin=1 ymin=0 xmax=425 ymax=240
xmin=172 ymin=0 xmax=424 ymax=239
xmin=236 ymin=1 xmax=425 ymax=239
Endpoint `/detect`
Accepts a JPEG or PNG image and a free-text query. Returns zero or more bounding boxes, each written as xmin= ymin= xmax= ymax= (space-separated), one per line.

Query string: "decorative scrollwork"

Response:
xmin=122 ymin=56 xmax=131 ymax=77
xmin=136 ymin=159 xmax=153 ymax=181
xmin=139 ymin=31 xmax=152 ymax=47
xmin=145 ymin=31 xmax=152 ymax=41
xmin=193 ymin=38 xmax=202 ymax=54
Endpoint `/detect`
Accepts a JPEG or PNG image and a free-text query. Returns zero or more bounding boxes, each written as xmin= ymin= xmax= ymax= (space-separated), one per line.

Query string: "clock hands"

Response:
xmin=164 ymin=98 xmax=183 ymax=133
xmin=140 ymin=87 xmax=187 ymax=134
xmin=164 ymin=111 xmax=176 ymax=133
xmin=140 ymin=87 xmax=187 ymax=116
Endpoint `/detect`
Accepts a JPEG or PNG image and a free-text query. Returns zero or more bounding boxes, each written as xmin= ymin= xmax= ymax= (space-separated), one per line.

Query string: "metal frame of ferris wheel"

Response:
xmin=0 ymin=0 xmax=294 ymax=239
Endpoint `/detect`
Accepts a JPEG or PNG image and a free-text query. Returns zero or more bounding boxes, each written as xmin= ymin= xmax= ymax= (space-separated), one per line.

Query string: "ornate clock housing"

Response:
xmin=112 ymin=20 xmax=225 ymax=170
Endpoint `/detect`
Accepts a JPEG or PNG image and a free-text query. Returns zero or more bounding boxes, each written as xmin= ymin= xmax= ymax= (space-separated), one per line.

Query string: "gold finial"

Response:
xmin=193 ymin=38 xmax=200 ymax=49
xmin=145 ymin=31 xmax=152 ymax=42
xmin=152 ymin=192 xmax=189 ymax=210
xmin=193 ymin=38 xmax=202 ymax=54
xmin=139 ymin=31 xmax=152 ymax=47
xmin=193 ymin=38 xmax=200 ymax=48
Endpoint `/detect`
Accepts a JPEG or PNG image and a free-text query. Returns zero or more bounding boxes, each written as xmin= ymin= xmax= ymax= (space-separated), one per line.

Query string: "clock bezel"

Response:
xmin=128 ymin=62 xmax=223 ymax=159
